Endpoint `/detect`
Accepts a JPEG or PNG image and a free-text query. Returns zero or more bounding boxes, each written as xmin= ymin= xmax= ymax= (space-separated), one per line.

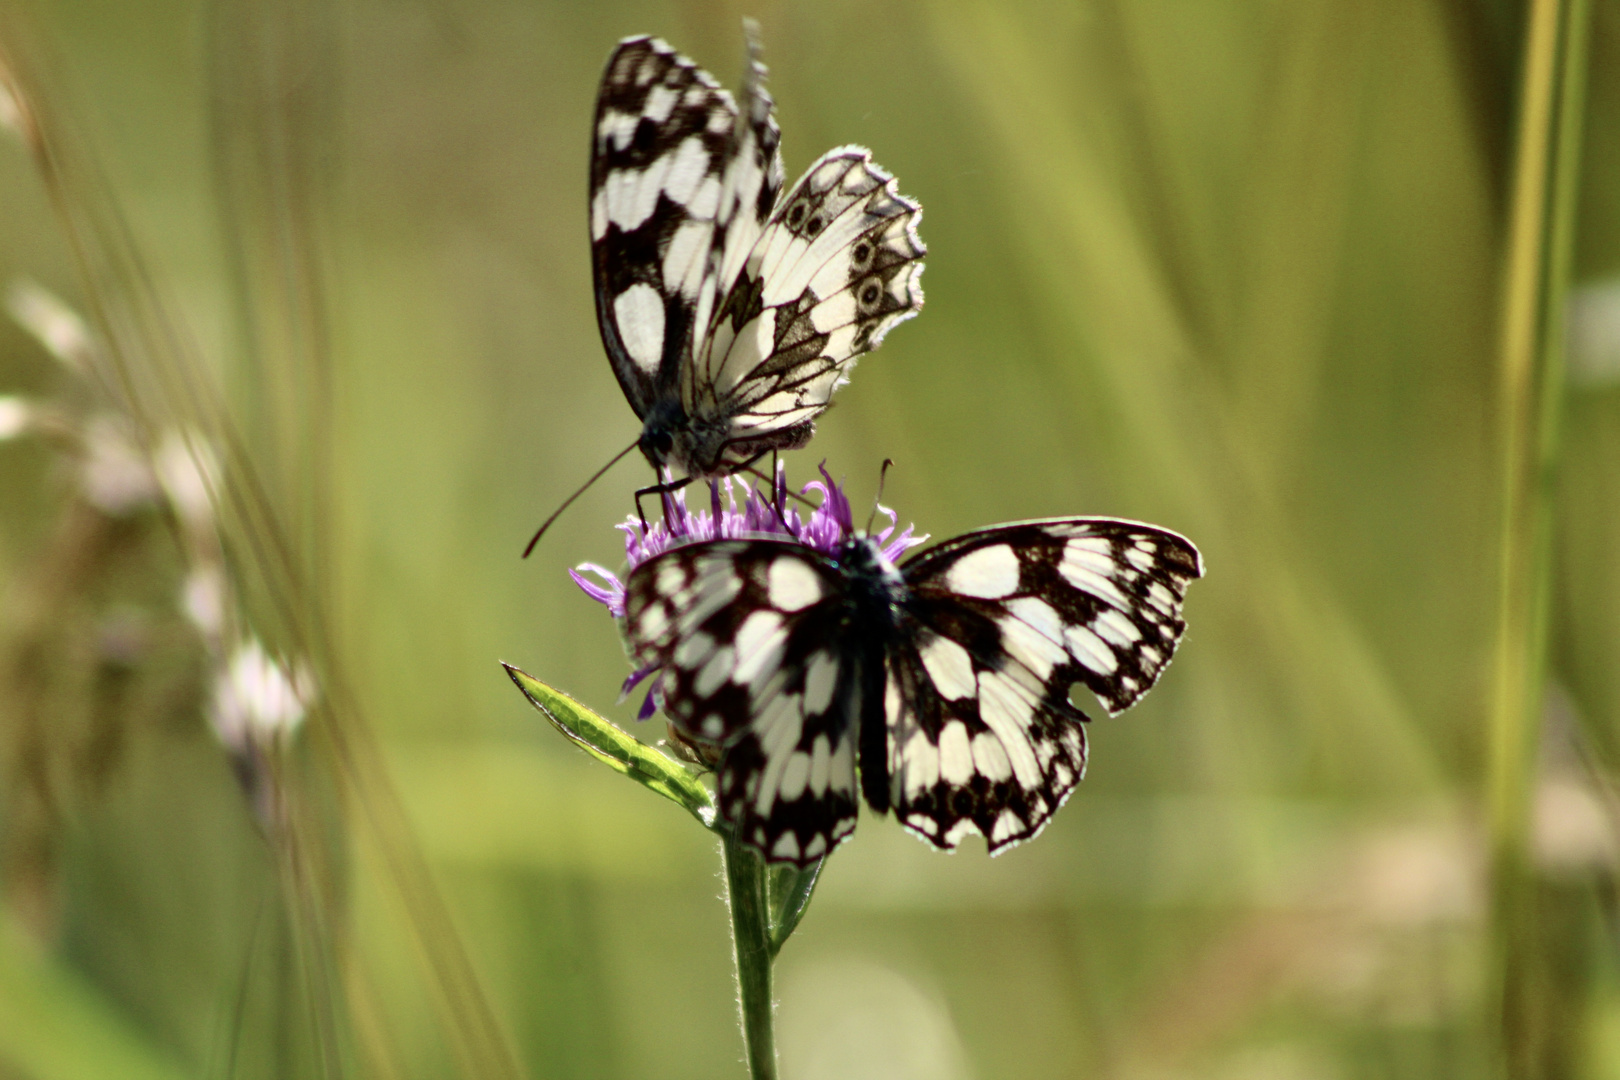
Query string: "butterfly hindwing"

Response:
xmin=884 ymin=630 xmax=1089 ymax=854
xmin=715 ymin=691 xmax=860 ymax=866
xmin=688 ymin=148 xmax=926 ymax=468
xmin=623 ymin=541 xmax=859 ymax=865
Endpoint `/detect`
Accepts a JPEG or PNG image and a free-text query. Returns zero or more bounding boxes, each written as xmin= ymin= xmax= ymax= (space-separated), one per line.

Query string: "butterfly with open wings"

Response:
xmin=618 ymin=486 xmax=1203 ymax=866
xmin=591 ymin=33 xmax=926 ymax=485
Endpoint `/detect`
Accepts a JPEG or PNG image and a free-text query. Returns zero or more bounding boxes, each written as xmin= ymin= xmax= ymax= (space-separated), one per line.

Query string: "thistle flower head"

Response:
xmin=571 ymin=462 xmax=923 ymax=619
xmin=571 ymin=463 xmax=925 ymax=721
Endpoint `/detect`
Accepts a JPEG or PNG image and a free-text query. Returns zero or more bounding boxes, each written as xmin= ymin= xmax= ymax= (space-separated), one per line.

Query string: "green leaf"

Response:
xmin=766 ymin=860 xmax=823 ymax=956
xmin=502 ymin=663 xmax=715 ymax=827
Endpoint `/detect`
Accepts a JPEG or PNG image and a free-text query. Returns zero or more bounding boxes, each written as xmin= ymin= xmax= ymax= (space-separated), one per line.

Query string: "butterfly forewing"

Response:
xmin=903 ymin=519 xmax=1203 ymax=715
xmin=700 ymin=38 xmax=783 ymax=331
xmin=591 ymin=36 xmax=757 ymax=416
xmin=624 ymin=541 xmax=860 ymax=865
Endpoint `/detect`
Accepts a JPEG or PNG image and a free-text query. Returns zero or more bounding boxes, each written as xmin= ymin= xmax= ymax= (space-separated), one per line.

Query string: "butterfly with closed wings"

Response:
xmin=591 ymin=33 xmax=926 ymax=487
xmin=615 ymin=477 xmax=1202 ymax=866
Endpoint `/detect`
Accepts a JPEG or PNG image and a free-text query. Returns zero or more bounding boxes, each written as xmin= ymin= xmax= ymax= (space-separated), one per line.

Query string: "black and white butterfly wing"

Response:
xmin=700 ymin=37 xmax=784 ymax=327
xmin=620 ymin=519 xmax=1201 ymax=863
xmin=590 ymin=33 xmax=923 ymax=479
xmin=687 ymin=148 xmax=926 ymax=469
xmin=590 ymin=35 xmax=783 ymax=421
xmin=623 ymin=540 xmax=860 ymax=864
xmin=889 ymin=520 xmax=1203 ymax=853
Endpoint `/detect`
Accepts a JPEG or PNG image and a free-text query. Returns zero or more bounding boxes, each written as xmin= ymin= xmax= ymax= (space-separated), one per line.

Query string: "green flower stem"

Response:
xmin=505 ymin=665 xmax=820 ymax=1077
xmin=722 ymin=831 xmax=777 ymax=1080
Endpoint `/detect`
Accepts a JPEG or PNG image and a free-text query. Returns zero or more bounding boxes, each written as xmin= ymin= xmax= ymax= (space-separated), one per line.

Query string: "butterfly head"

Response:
xmin=834 ymin=532 xmax=908 ymax=613
xmin=637 ymin=400 xmax=688 ymax=471
xmin=639 ymin=400 xmax=737 ymax=479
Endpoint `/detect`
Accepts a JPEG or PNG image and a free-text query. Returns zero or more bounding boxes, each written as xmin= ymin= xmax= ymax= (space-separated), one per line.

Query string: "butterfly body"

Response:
xmin=816 ymin=534 xmax=909 ymax=815
xmin=634 ymin=397 xmax=814 ymax=483
xmin=591 ymin=35 xmax=925 ymax=481
xmin=624 ymin=518 xmax=1203 ymax=865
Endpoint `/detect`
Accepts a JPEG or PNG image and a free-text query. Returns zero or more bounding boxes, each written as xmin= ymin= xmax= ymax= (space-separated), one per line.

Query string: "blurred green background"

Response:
xmin=4 ymin=0 xmax=1620 ymax=1077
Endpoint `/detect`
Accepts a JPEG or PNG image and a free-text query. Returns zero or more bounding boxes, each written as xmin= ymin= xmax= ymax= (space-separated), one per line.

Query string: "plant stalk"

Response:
xmin=1486 ymin=0 xmax=1592 ymax=1072
xmin=721 ymin=832 xmax=777 ymax=1080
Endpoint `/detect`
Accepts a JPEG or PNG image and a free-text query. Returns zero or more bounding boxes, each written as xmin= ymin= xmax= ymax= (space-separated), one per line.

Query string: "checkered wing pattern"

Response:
xmin=621 ymin=519 xmax=1201 ymax=864
xmin=591 ymin=35 xmax=778 ymax=416
xmin=889 ymin=519 xmax=1203 ymax=853
xmin=687 ymin=148 xmax=925 ymax=469
xmin=623 ymin=541 xmax=860 ymax=865
xmin=590 ymin=33 xmax=922 ymax=478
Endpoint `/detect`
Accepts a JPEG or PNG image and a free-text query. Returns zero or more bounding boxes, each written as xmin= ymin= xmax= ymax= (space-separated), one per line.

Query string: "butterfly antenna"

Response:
xmin=633 ymin=469 xmax=694 ymax=532
xmin=865 ymin=458 xmax=896 ymax=534
xmin=522 ymin=437 xmax=640 ymax=557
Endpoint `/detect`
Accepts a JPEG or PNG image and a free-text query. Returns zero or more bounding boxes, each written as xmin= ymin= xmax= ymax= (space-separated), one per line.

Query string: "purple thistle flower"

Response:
xmin=570 ymin=462 xmax=926 ymax=719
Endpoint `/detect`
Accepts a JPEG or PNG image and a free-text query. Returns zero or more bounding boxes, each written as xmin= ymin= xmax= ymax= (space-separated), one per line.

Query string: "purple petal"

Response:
xmin=871 ymin=502 xmax=898 ymax=544
xmin=636 ymin=677 xmax=662 ymax=720
xmin=815 ymin=461 xmax=854 ymax=534
xmin=883 ymin=525 xmax=929 ymax=562
xmin=570 ymin=564 xmax=626 ymax=616
xmin=620 ymin=660 xmax=658 ymax=699
xmin=576 ymin=458 xmax=925 ymax=728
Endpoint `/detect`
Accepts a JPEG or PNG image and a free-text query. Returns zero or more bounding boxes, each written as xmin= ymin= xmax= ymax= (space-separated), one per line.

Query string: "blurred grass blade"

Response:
xmin=503 ymin=664 xmax=716 ymax=826
xmin=1485 ymin=0 xmax=1593 ymax=1069
xmin=202 ymin=8 xmax=348 ymax=1069
xmin=925 ymin=4 xmax=1444 ymax=795
xmin=0 ymin=12 xmax=526 ymax=1079
xmin=0 ymin=913 xmax=190 ymax=1080
xmin=207 ymin=0 xmax=339 ymax=606
xmin=766 ymin=861 xmax=822 ymax=957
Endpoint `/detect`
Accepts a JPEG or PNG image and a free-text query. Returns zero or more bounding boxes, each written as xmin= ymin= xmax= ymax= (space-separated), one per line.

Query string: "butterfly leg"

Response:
xmin=742 ymin=463 xmax=818 ymax=516
xmin=633 ymin=474 xmax=694 ymax=530
xmin=771 ymin=449 xmax=782 ymax=518
xmin=731 ymin=451 xmax=804 ymax=534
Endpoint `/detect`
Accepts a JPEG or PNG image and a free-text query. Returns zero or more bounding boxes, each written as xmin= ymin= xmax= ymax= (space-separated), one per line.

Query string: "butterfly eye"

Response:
xmin=851 ymin=241 xmax=873 ymax=269
xmin=787 ymin=201 xmax=808 ymax=228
